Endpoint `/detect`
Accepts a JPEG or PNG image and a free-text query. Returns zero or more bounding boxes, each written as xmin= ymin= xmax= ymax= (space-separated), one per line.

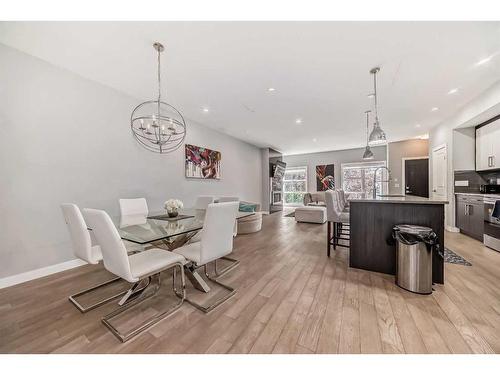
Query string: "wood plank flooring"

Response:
xmin=1 ymin=211 xmax=500 ymax=353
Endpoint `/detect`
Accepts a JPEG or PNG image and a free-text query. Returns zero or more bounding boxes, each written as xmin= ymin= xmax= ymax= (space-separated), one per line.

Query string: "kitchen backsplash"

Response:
xmin=454 ymin=170 xmax=500 ymax=193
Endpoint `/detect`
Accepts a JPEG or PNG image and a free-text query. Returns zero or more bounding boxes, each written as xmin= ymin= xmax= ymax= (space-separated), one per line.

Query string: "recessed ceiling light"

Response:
xmin=415 ymin=124 xmax=421 ymax=128
xmin=202 ymin=107 xmax=209 ymax=113
xmin=367 ymin=93 xmax=375 ymax=98
xmin=431 ymin=107 xmax=439 ymax=112
xmin=476 ymin=56 xmax=492 ymax=66
xmin=312 ymin=138 xmax=317 ymax=142
xmin=267 ymin=87 xmax=276 ymax=92
xmin=447 ymin=88 xmax=458 ymax=95
xmin=295 ymin=118 xmax=302 ymax=124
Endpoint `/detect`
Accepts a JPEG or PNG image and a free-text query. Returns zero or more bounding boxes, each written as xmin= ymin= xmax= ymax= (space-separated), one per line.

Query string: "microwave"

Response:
xmin=480 ymin=184 xmax=500 ymax=194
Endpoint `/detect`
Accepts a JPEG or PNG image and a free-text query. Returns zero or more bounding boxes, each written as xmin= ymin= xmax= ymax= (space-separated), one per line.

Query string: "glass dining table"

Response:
xmin=114 ymin=208 xmax=253 ymax=246
xmin=108 ymin=208 xmax=254 ymax=292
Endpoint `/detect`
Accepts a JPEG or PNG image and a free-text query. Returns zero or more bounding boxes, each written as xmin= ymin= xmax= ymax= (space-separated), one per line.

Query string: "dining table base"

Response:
xmin=185 ymin=265 xmax=212 ymax=293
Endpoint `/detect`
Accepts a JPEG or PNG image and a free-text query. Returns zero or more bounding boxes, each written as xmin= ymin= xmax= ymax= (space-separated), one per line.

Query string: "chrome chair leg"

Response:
xmin=102 ymin=263 xmax=186 ymax=343
xmin=183 ymin=261 xmax=236 ymax=314
xmin=118 ymin=276 xmax=151 ymax=306
xmin=214 ymin=256 xmax=240 ymax=278
xmin=68 ymin=276 xmax=126 ymax=313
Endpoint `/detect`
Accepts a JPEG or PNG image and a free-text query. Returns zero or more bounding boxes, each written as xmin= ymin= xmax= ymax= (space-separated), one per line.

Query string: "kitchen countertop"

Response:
xmin=455 ymin=192 xmax=500 ymax=199
xmin=350 ymin=195 xmax=448 ymax=204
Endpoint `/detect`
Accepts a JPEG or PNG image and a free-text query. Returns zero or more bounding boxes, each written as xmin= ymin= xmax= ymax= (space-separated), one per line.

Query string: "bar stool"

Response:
xmin=325 ymin=190 xmax=350 ymax=257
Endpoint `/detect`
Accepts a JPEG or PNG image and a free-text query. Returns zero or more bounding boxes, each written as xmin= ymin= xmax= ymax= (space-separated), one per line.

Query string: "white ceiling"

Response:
xmin=1 ymin=21 xmax=500 ymax=155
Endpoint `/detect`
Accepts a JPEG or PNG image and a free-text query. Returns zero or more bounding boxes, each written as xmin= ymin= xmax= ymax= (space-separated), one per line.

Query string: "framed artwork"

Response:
xmin=185 ymin=144 xmax=221 ymax=179
xmin=316 ymin=164 xmax=335 ymax=191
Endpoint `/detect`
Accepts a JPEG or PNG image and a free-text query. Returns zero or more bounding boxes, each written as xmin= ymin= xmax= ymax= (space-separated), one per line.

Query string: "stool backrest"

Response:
xmin=325 ymin=190 xmax=342 ymax=222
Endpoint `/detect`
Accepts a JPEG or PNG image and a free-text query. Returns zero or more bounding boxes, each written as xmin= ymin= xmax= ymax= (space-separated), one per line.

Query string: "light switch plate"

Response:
xmin=455 ymin=180 xmax=469 ymax=187
xmin=394 ymin=183 xmax=400 ymax=188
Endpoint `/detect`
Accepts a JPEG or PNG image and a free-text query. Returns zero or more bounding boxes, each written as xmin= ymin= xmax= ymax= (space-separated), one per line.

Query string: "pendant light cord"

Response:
xmin=157 ymin=47 xmax=162 ymax=103
xmin=366 ymin=111 xmax=369 ymax=144
xmin=373 ymin=71 xmax=379 ymax=122
xmin=365 ymin=110 xmax=371 ymax=145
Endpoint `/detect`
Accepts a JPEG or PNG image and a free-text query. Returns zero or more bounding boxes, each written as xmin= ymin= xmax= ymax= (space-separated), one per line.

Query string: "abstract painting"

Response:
xmin=316 ymin=164 xmax=335 ymax=191
xmin=185 ymin=144 xmax=221 ymax=179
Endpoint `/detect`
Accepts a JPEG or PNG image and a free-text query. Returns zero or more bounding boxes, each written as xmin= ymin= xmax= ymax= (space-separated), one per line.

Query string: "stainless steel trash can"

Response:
xmin=393 ymin=225 xmax=438 ymax=295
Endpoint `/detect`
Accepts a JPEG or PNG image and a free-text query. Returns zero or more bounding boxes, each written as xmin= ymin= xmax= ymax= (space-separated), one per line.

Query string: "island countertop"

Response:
xmin=350 ymin=195 xmax=448 ymax=204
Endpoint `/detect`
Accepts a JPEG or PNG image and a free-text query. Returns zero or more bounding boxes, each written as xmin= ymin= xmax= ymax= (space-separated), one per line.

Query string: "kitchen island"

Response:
xmin=349 ymin=195 xmax=448 ymax=284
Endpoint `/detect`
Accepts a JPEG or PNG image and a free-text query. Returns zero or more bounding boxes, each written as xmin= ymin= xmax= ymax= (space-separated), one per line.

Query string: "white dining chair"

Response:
xmin=119 ymin=198 xmax=149 ymax=217
xmin=194 ymin=195 xmax=215 ymax=210
xmin=83 ymin=208 xmax=186 ymax=342
xmin=119 ymin=198 xmax=149 ymax=252
xmin=61 ymin=203 xmax=126 ymax=313
xmin=173 ymin=201 xmax=239 ymax=313
xmin=215 ymin=197 xmax=240 ymax=271
xmin=325 ymin=190 xmax=350 ymax=257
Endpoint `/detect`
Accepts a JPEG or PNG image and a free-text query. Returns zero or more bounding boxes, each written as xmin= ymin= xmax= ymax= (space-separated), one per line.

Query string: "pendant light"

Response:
xmin=362 ymin=110 xmax=374 ymax=160
xmin=130 ymin=42 xmax=186 ymax=153
xmin=368 ymin=67 xmax=387 ymax=146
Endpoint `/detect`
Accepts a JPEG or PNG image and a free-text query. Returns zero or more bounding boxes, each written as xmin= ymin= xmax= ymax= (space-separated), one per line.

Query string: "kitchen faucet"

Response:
xmin=373 ymin=166 xmax=391 ymax=199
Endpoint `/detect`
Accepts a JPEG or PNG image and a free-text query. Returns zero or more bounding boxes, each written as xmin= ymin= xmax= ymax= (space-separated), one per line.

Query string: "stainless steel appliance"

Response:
xmin=393 ymin=225 xmax=438 ymax=295
xmin=484 ymin=196 xmax=500 ymax=252
xmin=480 ymin=184 xmax=500 ymax=194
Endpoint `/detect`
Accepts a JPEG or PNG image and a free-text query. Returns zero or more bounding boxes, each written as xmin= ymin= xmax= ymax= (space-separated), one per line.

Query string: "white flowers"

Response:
xmin=164 ymin=199 xmax=184 ymax=211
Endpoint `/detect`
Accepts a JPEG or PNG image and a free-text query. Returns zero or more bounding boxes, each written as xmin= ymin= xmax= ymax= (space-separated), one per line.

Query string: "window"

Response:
xmin=283 ymin=166 xmax=308 ymax=206
xmin=341 ymin=161 xmax=387 ymax=199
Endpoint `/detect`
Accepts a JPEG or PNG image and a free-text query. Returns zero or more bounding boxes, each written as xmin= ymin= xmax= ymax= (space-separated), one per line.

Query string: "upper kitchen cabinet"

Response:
xmin=476 ymin=117 xmax=500 ymax=171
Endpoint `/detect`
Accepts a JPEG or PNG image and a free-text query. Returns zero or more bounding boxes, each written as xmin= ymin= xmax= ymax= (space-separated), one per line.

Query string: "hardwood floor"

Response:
xmin=1 ymin=212 xmax=500 ymax=354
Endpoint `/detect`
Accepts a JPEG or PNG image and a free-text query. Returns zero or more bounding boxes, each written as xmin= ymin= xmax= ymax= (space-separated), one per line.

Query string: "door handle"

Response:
xmin=465 ymin=204 xmax=468 ymax=216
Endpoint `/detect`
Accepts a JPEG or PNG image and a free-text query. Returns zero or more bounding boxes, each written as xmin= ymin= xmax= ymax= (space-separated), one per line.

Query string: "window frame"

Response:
xmin=341 ymin=161 xmax=388 ymax=199
xmin=283 ymin=166 xmax=308 ymax=207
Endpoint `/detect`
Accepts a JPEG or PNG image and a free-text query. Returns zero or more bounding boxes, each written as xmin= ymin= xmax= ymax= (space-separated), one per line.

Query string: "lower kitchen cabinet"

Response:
xmin=456 ymin=194 xmax=484 ymax=241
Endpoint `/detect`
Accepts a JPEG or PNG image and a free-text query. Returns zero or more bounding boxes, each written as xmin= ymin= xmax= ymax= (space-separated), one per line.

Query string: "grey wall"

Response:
xmin=429 ymin=80 xmax=500 ymax=228
xmin=387 ymin=139 xmax=429 ymax=195
xmin=283 ymin=145 xmax=387 ymax=192
xmin=0 ymin=44 xmax=262 ymax=278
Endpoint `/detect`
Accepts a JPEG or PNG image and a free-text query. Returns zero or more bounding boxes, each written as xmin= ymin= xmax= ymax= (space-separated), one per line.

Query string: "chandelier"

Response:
xmin=362 ymin=110 xmax=374 ymax=160
xmin=368 ymin=67 xmax=387 ymax=146
xmin=130 ymin=42 xmax=186 ymax=153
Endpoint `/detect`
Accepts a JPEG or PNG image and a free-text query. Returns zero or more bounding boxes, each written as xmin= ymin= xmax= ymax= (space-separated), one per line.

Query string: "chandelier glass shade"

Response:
xmin=131 ymin=42 xmax=186 ymax=154
xmin=368 ymin=67 xmax=387 ymax=146
xmin=362 ymin=110 xmax=374 ymax=160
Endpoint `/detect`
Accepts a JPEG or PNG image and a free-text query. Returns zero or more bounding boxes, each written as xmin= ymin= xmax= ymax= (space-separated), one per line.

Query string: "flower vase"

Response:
xmin=167 ymin=208 xmax=179 ymax=218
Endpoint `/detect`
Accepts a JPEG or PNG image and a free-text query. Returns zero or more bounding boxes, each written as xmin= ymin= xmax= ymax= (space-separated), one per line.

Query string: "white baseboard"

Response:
xmin=0 ymin=258 xmax=86 ymax=289
xmin=446 ymin=225 xmax=460 ymax=233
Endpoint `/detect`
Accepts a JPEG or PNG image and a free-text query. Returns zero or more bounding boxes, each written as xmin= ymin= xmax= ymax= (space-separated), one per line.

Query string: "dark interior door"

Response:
xmin=405 ymin=159 xmax=429 ymax=197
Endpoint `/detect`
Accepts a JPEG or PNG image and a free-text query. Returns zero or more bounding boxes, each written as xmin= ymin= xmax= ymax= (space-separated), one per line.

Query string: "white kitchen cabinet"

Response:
xmin=476 ymin=118 xmax=500 ymax=171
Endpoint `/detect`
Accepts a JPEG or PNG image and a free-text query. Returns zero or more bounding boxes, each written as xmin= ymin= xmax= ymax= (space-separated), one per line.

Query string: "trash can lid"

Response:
xmin=394 ymin=224 xmax=433 ymax=235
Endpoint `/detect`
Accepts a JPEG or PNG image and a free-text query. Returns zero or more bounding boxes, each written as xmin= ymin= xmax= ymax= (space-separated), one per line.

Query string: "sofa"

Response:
xmin=303 ymin=191 xmax=326 ymax=206
xmin=237 ymin=201 xmax=263 ymax=234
